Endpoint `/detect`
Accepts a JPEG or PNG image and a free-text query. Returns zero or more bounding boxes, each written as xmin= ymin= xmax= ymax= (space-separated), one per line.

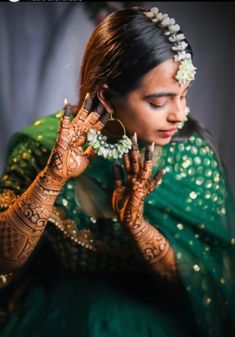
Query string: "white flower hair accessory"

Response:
xmin=178 ymin=106 xmax=190 ymax=129
xmin=175 ymin=59 xmax=196 ymax=86
xmin=144 ymin=7 xmax=197 ymax=86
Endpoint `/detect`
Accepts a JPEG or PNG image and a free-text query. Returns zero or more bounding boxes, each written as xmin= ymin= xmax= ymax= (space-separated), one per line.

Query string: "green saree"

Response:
xmin=0 ymin=112 xmax=234 ymax=337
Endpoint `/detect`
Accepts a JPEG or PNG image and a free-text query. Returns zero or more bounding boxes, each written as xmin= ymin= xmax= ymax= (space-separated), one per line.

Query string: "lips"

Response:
xmin=158 ymin=128 xmax=177 ymax=138
xmin=160 ymin=128 xmax=177 ymax=132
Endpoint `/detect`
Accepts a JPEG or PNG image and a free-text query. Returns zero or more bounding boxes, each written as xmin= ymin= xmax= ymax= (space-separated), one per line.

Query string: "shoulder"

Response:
xmin=161 ymin=133 xmax=220 ymax=174
xmin=143 ymin=133 xmax=230 ymax=231
xmin=156 ymin=133 xmax=226 ymax=215
xmin=0 ymin=112 xmax=63 ymax=195
xmin=160 ymin=132 xmax=223 ymax=188
xmin=7 ymin=111 xmax=63 ymax=157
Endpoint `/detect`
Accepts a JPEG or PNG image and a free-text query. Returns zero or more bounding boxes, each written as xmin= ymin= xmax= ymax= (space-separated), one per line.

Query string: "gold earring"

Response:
xmin=102 ymin=111 xmax=126 ymax=140
xmin=87 ymin=111 xmax=132 ymax=160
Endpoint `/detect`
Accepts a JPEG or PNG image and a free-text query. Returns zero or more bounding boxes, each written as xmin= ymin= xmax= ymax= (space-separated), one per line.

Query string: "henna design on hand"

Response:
xmin=47 ymin=95 xmax=109 ymax=183
xmin=112 ymin=134 xmax=179 ymax=282
xmin=0 ymin=94 xmax=109 ymax=273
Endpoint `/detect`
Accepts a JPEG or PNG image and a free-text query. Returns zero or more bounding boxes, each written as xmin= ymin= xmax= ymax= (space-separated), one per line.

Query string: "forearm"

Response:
xmin=0 ymin=168 xmax=64 ymax=273
xmin=113 ymin=140 xmax=180 ymax=283
xmin=124 ymin=219 xmax=179 ymax=283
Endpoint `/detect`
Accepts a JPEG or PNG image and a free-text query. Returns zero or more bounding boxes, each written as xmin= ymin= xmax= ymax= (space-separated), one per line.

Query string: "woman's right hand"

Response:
xmin=46 ymin=94 xmax=108 ymax=183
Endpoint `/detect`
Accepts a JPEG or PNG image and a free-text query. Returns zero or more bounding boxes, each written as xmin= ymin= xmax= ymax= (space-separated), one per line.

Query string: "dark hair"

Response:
xmin=78 ymin=7 xmax=192 ymax=106
xmin=78 ymin=7 xmax=221 ymax=164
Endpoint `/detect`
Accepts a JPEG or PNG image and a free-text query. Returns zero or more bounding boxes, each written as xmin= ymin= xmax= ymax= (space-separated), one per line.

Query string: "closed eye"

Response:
xmin=149 ymin=102 xmax=166 ymax=109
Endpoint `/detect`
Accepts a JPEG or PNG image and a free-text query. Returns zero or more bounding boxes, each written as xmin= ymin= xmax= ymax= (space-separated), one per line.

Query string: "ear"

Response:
xmin=97 ymin=84 xmax=114 ymax=114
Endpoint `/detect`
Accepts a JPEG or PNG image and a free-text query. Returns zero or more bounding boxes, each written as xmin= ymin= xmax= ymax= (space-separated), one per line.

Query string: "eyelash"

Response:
xmin=149 ymin=102 xmax=166 ymax=110
xmin=149 ymin=95 xmax=187 ymax=109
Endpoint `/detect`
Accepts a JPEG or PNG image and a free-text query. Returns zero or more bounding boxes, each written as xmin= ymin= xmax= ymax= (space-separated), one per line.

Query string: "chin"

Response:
xmin=139 ymin=134 xmax=173 ymax=146
xmin=154 ymin=137 xmax=172 ymax=146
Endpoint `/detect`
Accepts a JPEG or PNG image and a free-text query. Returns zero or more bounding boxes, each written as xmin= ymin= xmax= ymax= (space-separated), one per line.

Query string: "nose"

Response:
xmin=167 ymin=99 xmax=187 ymax=123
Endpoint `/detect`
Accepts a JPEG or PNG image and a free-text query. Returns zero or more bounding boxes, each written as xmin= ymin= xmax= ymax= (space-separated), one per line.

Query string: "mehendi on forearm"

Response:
xmin=123 ymin=215 xmax=179 ymax=283
xmin=0 ymin=168 xmax=63 ymax=273
xmin=113 ymin=135 xmax=179 ymax=283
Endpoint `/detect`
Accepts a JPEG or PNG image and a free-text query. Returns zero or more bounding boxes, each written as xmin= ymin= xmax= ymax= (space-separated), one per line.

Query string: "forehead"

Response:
xmin=139 ymin=58 xmax=182 ymax=92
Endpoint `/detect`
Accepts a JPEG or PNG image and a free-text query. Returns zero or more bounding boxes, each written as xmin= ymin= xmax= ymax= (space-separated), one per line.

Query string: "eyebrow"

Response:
xmin=144 ymin=84 xmax=191 ymax=99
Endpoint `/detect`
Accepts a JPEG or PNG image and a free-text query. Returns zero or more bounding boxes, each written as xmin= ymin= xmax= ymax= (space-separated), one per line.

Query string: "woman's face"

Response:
xmin=113 ymin=59 xmax=190 ymax=146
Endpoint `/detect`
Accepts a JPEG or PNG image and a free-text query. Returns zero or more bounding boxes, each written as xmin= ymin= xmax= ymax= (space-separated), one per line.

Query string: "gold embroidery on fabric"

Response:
xmin=0 ymin=190 xmax=19 ymax=210
xmin=49 ymin=207 xmax=110 ymax=253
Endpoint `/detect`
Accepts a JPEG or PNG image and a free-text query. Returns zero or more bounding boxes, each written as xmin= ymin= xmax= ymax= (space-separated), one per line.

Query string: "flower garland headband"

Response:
xmin=144 ymin=7 xmax=197 ymax=86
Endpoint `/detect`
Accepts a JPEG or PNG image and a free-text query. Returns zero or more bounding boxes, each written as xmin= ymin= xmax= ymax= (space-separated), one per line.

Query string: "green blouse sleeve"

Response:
xmin=0 ymin=112 xmax=60 ymax=206
xmin=0 ymin=138 xmax=50 ymax=199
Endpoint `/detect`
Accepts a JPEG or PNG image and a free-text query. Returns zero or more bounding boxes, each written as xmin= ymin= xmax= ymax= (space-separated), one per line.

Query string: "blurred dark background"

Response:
xmin=0 ymin=1 xmax=234 ymax=197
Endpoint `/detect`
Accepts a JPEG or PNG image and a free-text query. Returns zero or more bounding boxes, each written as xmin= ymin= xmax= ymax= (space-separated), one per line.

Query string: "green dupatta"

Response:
xmin=1 ymin=111 xmax=235 ymax=337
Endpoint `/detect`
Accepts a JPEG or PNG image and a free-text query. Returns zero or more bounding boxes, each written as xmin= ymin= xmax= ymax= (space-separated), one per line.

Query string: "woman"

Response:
xmin=0 ymin=6 xmax=234 ymax=337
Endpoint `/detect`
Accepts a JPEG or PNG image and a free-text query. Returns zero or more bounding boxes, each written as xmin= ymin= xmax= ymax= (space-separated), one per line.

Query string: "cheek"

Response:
xmin=119 ymin=107 xmax=156 ymax=131
xmin=124 ymin=113 xmax=163 ymax=141
xmin=116 ymin=104 xmax=140 ymax=124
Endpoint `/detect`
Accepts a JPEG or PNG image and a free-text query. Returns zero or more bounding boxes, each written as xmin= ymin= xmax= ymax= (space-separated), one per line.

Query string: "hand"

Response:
xmin=47 ymin=95 xmax=108 ymax=183
xmin=112 ymin=133 xmax=166 ymax=229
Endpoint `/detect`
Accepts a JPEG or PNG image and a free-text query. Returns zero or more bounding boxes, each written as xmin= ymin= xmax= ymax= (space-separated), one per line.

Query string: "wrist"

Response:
xmin=38 ymin=167 xmax=65 ymax=191
xmin=123 ymin=217 xmax=148 ymax=237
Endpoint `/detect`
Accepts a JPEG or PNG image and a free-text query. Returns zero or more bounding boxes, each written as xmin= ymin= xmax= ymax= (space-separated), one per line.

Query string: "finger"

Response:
xmin=149 ymin=167 xmax=169 ymax=193
xmin=71 ymin=104 xmax=107 ymax=147
xmin=63 ymin=98 xmax=71 ymax=116
xmin=56 ymin=99 xmax=71 ymax=150
xmin=81 ymin=104 xmax=108 ymax=134
xmin=130 ymin=132 xmax=141 ymax=176
xmin=113 ymin=160 xmax=125 ymax=190
xmin=73 ymin=93 xmax=93 ymax=124
xmin=92 ymin=109 xmax=110 ymax=132
xmin=83 ymin=93 xmax=93 ymax=112
xmin=60 ymin=98 xmax=71 ymax=129
xmin=123 ymin=153 xmax=131 ymax=176
xmin=84 ymin=145 xmax=96 ymax=160
xmin=140 ymin=143 xmax=154 ymax=180
xmin=83 ymin=103 xmax=104 ymax=129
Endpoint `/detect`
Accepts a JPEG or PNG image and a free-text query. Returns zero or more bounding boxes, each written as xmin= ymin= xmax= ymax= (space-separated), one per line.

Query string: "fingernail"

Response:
xmin=83 ymin=93 xmax=92 ymax=111
xmin=145 ymin=145 xmax=153 ymax=161
xmin=132 ymin=133 xmax=138 ymax=149
xmin=63 ymin=98 xmax=71 ymax=116
xmin=133 ymin=132 xmax=137 ymax=142
xmin=96 ymin=104 xmax=104 ymax=115
xmin=64 ymin=98 xmax=68 ymax=107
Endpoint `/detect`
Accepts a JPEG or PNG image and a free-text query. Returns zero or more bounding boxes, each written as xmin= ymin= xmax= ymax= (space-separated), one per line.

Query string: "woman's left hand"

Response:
xmin=112 ymin=133 xmax=165 ymax=230
xmin=112 ymin=135 xmax=179 ymax=282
